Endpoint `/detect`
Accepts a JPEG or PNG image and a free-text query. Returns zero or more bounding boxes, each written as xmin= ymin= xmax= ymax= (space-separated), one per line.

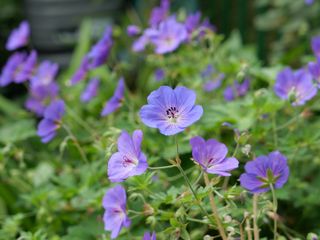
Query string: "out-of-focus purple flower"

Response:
xmin=185 ymin=12 xmax=215 ymax=39
xmin=201 ymin=64 xmax=215 ymax=78
xmin=143 ymin=231 xmax=156 ymax=240
xmin=101 ymin=78 xmax=125 ymax=116
xmin=132 ymin=29 xmax=158 ymax=52
xmin=203 ymin=73 xmax=225 ymax=92
xmin=308 ymin=60 xmax=320 ymax=86
xmin=0 ymin=51 xmax=37 ymax=86
xmin=6 ymin=21 xmax=30 ymax=51
xmin=25 ymin=82 xmax=59 ymax=116
xmin=37 ymin=100 xmax=65 ymax=143
xmin=154 ymin=68 xmax=165 ymax=81
xmin=224 ymin=79 xmax=250 ymax=101
xmin=87 ymin=26 xmax=113 ymax=69
xmin=185 ymin=12 xmax=201 ymax=34
xmin=102 ymin=185 xmax=131 ymax=239
xmin=305 ymin=0 xmax=314 ymax=5
xmin=274 ymin=67 xmax=317 ymax=106
xmin=14 ymin=50 xmax=37 ymax=83
xmin=239 ymin=151 xmax=289 ymax=193
xmin=190 ymin=136 xmax=239 ymax=176
xmin=149 ymin=16 xmax=187 ymax=54
xmin=108 ymin=130 xmax=148 ymax=182
xmin=127 ymin=25 xmax=141 ymax=37
xmin=140 ymin=86 xmax=203 ymax=136
xmin=70 ymin=56 xmax=89 ymax=85
xmin=81 ymin=78 xmax=100 ymax=103
xmin=311 ymin=36 xmax=320 ymax=58
xmin=149 ymin=0 xmax=170 ymax=27
xmin=31 ymin=60 xmax=58 ymax=87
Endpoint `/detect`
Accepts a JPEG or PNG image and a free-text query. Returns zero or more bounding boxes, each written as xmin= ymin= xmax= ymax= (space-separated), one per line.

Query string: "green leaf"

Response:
xmin=0 ymin=119 xmax=36 ymax=143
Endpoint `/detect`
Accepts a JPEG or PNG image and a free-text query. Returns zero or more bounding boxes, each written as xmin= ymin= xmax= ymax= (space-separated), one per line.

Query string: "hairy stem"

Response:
xmin=203 ymin=173 xmax=228 ymax=240
xmin=270 ymin=184 xmax=278 ymax=240
xmin=246 ymin=217 xmax=253 ymax=240
xmin=253 ymin=194 xmax=260 ymax=240
xmin=148 ymin=165 xmax=176 ymax=170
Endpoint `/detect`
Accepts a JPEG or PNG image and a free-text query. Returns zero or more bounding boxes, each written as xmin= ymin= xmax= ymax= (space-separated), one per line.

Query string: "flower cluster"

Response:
xmin=129 ymin=0 xmax=215 ymax=54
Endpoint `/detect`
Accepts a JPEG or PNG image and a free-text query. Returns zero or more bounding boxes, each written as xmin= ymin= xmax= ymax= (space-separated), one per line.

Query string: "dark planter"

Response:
xmin=24 ymin=0 xmax=125 ymax=66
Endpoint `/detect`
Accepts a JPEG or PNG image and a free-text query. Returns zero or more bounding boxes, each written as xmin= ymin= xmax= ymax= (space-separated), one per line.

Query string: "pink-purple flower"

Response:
xmin=101 ymin=78 xmax=125 ymax=116
xmin=6 ymin=21 xmax=30 ymax=51
xmin=102 ymin=185 xmax=131 ymax=239
xmin=80 ymin=78 xmax=100 ymax=103
xmin=143 ymin=231 xmax=156 ymax=240
xmin=274 ymin=67 xmax=317 ymax=106
xmin=140 ymin=86 xmax=203 ymax=136
xmin=190 ymin=136 xmax=239 ymax=176
xmin=108 ymin=130 xmax=148 ymax=182
xmin=239 ymin=151 xmax=289 ymax=193
xmin=37 ymin=100 xmax=65 ymax=143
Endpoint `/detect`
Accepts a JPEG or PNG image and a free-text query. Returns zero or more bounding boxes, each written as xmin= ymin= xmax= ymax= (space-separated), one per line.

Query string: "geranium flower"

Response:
xmin=143 ymin=231 xmax=156 ymax=240
xmin=239 ymin=151 xmax=289 ymax=193
xmin=154 ymin=68 xmax=165 ymax=81
xmin=6 ymin=21 xmax=30 ymax=51
xmin=37 ymin=100 xmax=65 ymax=143
xmin=30 ymin=60 xmax=59 ymax=87
xmin=224 ymin=79 xmax=250 ymax=101
xmin=70 ymin=56 xmax=89 ymax=85
xmin=274 ymin=67 xmax=317 ymax=106
xmin=203 ymin=73 xmax=225 ymax=92
xmin=140 ymin=86 xmax=203 ymax=135
xmin=102 ymin=185 xmax=131 ymax=239
xmin=149 ymin=0 xmax=170 ymax=27
xmin=81 ymin=78 xmax=100 ymax=103
xmin=101 ymin=78 xmax=125 ymax=116
xmin=127 ymin=25 xmax=141 ymax=36
xmin=311 ymin=36 xmax=320 ymax=57
xmin=108 ymin=130 xmax=148 ymax=182
xmin=308 ymin=59 xmax=320 ymax=87
xmin=190 ymin=136 xmax=239 ymax=176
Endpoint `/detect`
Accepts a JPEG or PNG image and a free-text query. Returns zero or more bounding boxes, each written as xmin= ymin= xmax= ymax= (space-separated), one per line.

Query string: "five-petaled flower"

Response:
xmin=6 ymin=21 xmax=30 ymax=51
xmin=101 ymin=77 xmax=125 ymax=116
xmin=143 ymin=231 xmax=157 ymax=240
xmin=37 ymin=100 xmax=65 ymax=143
xmin=239 ymin=151 xmax=289 ymax=193
xmin=274 ymin=67 xmax=317 ymax=106
xmin=102 ymin=185 xmax=131 ymax=239
xmin=108 ymin=130 xmax=148 ymax=182
xmin=190 ymin=136 xmax=239 ymax=176
xmin=140 ymin=85 xmax=203 ymax=136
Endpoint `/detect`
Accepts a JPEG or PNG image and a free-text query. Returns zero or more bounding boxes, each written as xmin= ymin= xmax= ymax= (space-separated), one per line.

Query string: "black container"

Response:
xmin=24 ymin=0 xmax=124 ymax=66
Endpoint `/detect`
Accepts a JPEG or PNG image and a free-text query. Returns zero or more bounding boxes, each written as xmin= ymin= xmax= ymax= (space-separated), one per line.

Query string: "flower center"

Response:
xmin=166 ymin=106 xmax=179 ymax=122
xmin=122 ymin=155 xmax=137 ymax=168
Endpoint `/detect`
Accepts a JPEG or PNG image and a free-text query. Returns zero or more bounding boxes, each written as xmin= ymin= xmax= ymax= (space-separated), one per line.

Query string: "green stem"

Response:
xmin=222 ymin=141 xmax=240 ymax=189
xmin=192 ymin=171 xmax=204 ymax=187
xmin=62 ymin=124 xmax=89 ymax=164
xmin=270 ymin=184 xmax=278 ymax=240
xmin=272 ymin=113 xmax=278 ymax=149
xmin=253 ymin=194 xmax=259 ymax=240
xmin=148 ymin=165 xmax=176 ymax=170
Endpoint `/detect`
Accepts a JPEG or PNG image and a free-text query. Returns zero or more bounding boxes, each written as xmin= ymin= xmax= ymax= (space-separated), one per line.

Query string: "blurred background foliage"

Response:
xmin=1 ymin=0 xmax=320 ymax=239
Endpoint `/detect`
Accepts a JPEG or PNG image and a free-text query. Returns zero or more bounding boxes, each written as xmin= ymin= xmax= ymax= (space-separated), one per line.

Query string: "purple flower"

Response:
xmin=6 ymin=21 xmax=30 ymax=51
xmin=132 ymin=29 xmax=157 ymax=52
xmin=203 ymin=73 xmax=225 ymax=92
xmin=37 ymin=100 xmax=65 ymax=143
xmin=308 ymin=60 xmax=320 ymax=86
xmin=108 ymin=130 xmax=148 ymax=182
xmin=25 ymin=82 xmax=59 ymax=116
xmin=31 ymin=60 xmax=59 ymax=87
xmin=102 ymin=185 xmax=131 ymax=239
xmin=0 ymin=51 xmax=37 ymax=86
xmin=305 ymin=0 xmax=314 ymax=5
xmin=140 ymin=86 xmax=203 ymax=136
xmin=143 ymin=231 xmax=156 ymax=240
xmin=239 ymin=151 xmax=289 ymax=193
xmin=127 ymin=25 xmax=141 ymax=37
xmin=101 ymin=78 xmax=125 ymax=116
xmin=87 ymin=26 xmax=113 ymax=69
xmin=201 ymin=64 xmax=215 ymax=78
xmin=154 ymin=68 xmax=165 ymax=81
xmin=224 ymin=79 xmax=250 ymax=101
xmin=70 ymin=56 xmax=89 ymax=85
xmin=149 ymin=16 xmax=187 ymax=54
xmin=274 ymin=67 xmax=317 ymax=106
xmin=190 ymin=136 xmax=239 ymax=176
xmin=185 ymin=12 xmax=201 ymax=34
xmin=81 ymin=78 xmax=100 ymax=103
xmin=311 ymin=36 xmax=320 ymax=58
xmin=149 ymin=0 xmax=170 ymax=27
